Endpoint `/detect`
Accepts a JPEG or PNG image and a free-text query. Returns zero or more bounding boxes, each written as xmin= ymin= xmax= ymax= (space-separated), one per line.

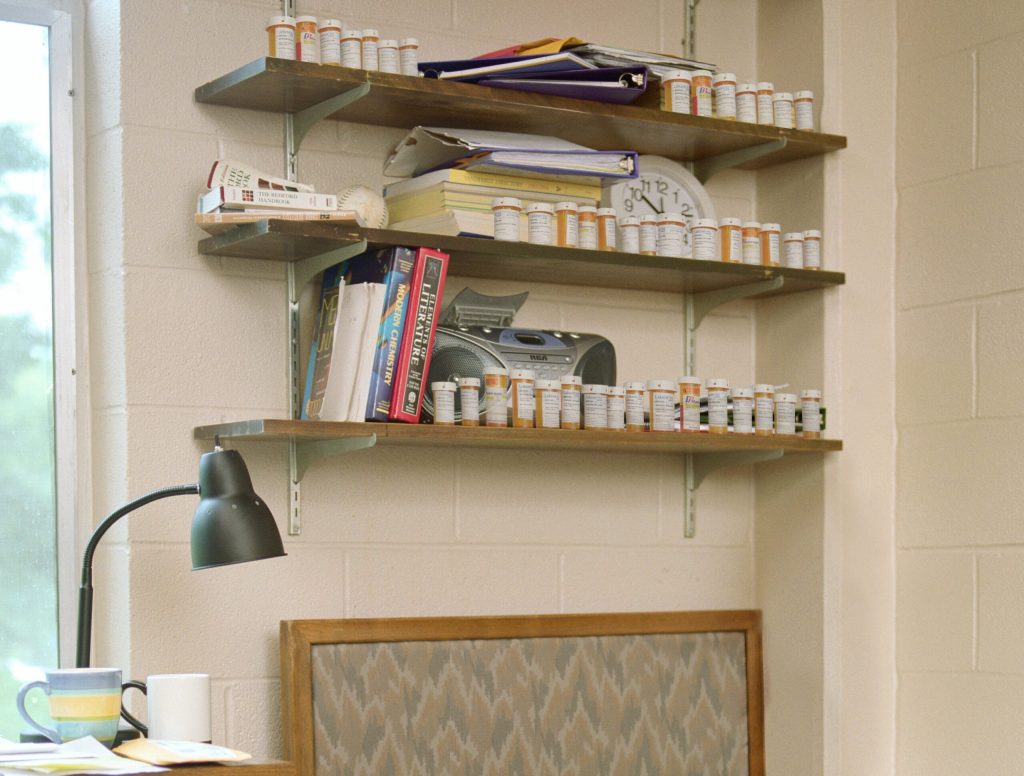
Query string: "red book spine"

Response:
xmin=388 ymin=247 xmax=450 ymax=423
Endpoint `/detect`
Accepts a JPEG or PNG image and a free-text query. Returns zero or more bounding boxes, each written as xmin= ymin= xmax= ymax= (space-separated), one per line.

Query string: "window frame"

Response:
xmin=0 ymin=0 xmax=87 ymax=667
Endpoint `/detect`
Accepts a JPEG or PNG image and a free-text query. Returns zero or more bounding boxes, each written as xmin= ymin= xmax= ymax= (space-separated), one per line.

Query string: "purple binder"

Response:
xmin=477 ymin=66 xmax=649 ymax=105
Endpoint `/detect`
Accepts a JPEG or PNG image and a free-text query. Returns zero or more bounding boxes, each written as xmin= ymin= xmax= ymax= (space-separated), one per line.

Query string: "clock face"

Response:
xmin=613 ymin=173 xmax=700 ymax=218
xmin=601 ymin=155 xmax=716 ymax=225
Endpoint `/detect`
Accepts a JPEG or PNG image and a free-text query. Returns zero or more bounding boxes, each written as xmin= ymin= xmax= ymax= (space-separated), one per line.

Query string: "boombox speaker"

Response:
xmin=422 ymin=326 xmax=616 ymax=421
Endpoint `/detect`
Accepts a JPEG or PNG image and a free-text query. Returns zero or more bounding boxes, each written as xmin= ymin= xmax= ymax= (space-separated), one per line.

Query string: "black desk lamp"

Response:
xmin=76 ymin=445 xmax=286 ymax=667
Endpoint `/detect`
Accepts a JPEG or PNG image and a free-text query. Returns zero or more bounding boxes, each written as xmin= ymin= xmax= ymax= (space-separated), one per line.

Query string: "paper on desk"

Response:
xmin=0 ymin=741 xmax=58 ymax=757
xmin=0 ymin=737 xmax=167 ymax=774
xmin=113 ymin=739 xmax=250 ymax=766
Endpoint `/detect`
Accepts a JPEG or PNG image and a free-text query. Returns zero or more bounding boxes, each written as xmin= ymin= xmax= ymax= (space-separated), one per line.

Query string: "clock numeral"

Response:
xmin=623 ymin=198 xmax=634 ymax=213
xmin=656 ymin=179 xmax=668 ymax=194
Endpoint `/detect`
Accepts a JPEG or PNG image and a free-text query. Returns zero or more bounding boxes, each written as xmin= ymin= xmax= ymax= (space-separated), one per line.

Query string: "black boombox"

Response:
xmin=422 ymin=326 xmax=616 ymax=421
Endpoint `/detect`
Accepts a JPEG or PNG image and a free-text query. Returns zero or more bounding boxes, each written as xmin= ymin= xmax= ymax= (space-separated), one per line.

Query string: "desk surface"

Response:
xmin=171 ymin=762 xmax=294 ymax=775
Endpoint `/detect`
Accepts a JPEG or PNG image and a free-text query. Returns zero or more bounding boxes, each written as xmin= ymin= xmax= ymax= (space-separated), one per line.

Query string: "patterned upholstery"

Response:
xmin=311 ymin=632 xmax=750 ymax=775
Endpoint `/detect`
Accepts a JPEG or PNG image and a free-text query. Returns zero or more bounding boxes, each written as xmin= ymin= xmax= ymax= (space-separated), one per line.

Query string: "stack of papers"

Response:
xmin=564 ymin=43 xmax=715 ymax=78
xmin=419 ymin=51 xmax=595 ymax=81
xmin=418 ymin=51 xmax=650 ymax=104
xmin=0 ymin=737 xmax=167 ymax=775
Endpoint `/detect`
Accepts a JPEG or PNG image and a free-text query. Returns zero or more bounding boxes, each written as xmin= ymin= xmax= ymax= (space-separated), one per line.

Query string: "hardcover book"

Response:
xmin=389 ymin=247 xmax=450 ymax=423
xmin=347 ymin=247 xmax=417 ymax=421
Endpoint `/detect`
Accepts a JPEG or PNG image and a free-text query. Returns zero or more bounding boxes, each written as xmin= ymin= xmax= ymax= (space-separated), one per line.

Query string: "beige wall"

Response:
xmin=895 ymin=2 xmax=1024 ymax=774
xmin=84 ymin=0 xmax=771 ymax=761
xmin=78 ymin=0 xmax=910 ymax=771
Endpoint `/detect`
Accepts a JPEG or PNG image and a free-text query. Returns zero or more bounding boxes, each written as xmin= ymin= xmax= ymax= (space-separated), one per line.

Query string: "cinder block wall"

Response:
xmin=85 ymin=0 xmax=778 ymax=759
xmin=895 ymin=3 xmax=1024 ymax=773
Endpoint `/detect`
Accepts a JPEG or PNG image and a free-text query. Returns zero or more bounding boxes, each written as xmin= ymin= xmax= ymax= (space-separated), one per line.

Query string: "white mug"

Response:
xmin=121 ymin=673 xmax=211 ymax=742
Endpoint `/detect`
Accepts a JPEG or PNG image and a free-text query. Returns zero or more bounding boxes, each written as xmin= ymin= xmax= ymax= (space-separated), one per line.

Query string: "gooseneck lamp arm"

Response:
xmin=74 ymin=446 xmax=286 ymax=669
xmin=76 ymin=485 xmax=200 ymax=668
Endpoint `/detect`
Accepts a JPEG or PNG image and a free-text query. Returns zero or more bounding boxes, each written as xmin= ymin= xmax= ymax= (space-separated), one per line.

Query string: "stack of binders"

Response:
xmin=419 ymin=51 xmax=650 ymax=104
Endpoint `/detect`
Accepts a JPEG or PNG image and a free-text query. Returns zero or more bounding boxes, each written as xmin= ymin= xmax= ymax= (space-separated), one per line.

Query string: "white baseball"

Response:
xmin=336 ymin=185 xmax=389 ymax=229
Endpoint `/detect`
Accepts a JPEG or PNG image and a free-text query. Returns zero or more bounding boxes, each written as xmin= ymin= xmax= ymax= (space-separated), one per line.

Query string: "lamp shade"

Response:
xmin=191 ymin=448 xmax=286 ymax=570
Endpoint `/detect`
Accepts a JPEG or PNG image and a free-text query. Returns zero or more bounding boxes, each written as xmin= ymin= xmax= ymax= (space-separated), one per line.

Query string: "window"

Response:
xmin=0 ymin=2 xmax=77 ymax=740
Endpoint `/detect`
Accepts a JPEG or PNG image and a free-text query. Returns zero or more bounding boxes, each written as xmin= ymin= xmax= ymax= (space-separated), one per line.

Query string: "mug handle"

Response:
xmin=120 ymin=680 xmax=148 ymax=736
xmin=16 ymin=680 xmax=60 ymax=744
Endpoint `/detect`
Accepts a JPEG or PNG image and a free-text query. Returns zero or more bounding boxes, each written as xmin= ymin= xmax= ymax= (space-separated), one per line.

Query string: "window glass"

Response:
xmin=0 ymin=19 xmax=58 ymax=740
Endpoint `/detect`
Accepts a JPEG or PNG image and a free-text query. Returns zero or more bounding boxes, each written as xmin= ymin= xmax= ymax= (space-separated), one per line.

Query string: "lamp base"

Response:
xmin=20 ymin=725 xmax=142 ymax=746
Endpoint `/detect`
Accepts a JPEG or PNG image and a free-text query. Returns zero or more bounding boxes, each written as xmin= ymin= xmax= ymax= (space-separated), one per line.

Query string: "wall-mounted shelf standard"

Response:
xmin=199 ymin=222 xmax=846 ymax=296
xmin=195 ymin=58 xmax=846 ymax=171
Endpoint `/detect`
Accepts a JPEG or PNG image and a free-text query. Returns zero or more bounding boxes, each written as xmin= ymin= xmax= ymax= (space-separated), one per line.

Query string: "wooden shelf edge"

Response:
xmin=194 ymin=418 xmax=842 ymax=454
xmin=196 ymin=221 xmax=845 ymax=295
xmin=194 ymin=58 xmax=847 ymax=166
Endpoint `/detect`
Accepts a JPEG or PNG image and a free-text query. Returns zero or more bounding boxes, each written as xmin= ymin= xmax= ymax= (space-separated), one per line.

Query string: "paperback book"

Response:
xmin=383 ymin=167 xmax=603 ymax=200
xmin=301 ymin=264 xmax=348 ymax=420
xmin=389 ymin=208 xmax=528 ymax=240
xmin=318 ymin=281 xmax=386 ymax=422
xmin=206 ymin=159 xmax=314 ymax=193
xmin=197 ymin=186 xmax=338 ymax=213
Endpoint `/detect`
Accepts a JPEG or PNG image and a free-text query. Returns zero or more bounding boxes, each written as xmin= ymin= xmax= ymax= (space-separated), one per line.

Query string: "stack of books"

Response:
xmin=382 ymin=127 xmax=638 ymax=239
xmin=385 ymin=168 xmax=602 ymax=239
xmin=302 ymin=245 xmax=450 ymax=425
xmin=194 ymin=160 xmax=364 ymax=235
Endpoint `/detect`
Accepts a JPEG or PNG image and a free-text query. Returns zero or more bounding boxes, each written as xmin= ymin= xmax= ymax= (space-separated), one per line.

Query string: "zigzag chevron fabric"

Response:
xmin=312 ymin=632 xmax=749 ymax=775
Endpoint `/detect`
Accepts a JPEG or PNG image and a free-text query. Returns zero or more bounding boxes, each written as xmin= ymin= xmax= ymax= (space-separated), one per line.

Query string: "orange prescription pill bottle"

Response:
xmin=510 ymin=369 xmax=536 ymax=428
xmin=267 ymin=17 xmax=296 ymax=60
xmin=678 ymin=377 xmax=701 ymax=432
xmin=754 ymin=383 xmax=775 ymax=436
xmin=484 ymin=366 xmax=508 ymax=427
xmin=625 ymin=381 xmax=646 ymax=432
xmin=648 ymin=380 xmax=676 ymax=432
xmin=760 ymin=223 xmax=781 ymax=266
xmin=706 ymin=378 xmax=730 ymax=434
xmin=535 ymin=379 xmax=561 ymax=429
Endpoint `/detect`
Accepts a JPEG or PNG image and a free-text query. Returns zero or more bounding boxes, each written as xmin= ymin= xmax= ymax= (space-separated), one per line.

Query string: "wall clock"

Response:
xmin=602 ymin=155 xmax=716 ymax=225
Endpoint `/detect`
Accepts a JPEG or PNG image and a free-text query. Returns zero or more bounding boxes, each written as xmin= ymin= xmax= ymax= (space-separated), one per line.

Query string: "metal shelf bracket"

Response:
xmin=683 ymin=449 xmax=784 ymax=538
xmin=692 ymin=138 xmax=788 ymax=184
xmin=288 ymin=435 xmax=377 ymax=535
xmin=683 ymin=275 xmax=784 ymax=374
xmin=285 ymin=82 xmax=371 ymax=180
xmin=289 ymin=239 xmax=368 ymax=304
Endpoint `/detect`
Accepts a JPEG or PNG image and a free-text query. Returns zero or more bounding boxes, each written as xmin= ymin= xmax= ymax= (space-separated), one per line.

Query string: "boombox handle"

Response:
xmin=441 ymin=288 xmax=529 ymax=328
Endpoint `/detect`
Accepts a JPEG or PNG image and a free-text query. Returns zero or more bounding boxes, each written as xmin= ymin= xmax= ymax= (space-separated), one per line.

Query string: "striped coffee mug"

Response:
xmin=16 ymin=668 xmax=123 ymax=746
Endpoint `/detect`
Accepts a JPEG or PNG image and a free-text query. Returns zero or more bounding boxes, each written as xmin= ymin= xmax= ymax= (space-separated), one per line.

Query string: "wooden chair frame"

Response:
xmin=280 ymin=610 xmax=764 ymax=775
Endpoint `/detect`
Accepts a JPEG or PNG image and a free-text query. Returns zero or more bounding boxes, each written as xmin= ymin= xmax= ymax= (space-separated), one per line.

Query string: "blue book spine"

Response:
xmin=349 ymin=247 xmax=416 ymax=421
xmin=300 ymin=263 xmax=346 ymax=420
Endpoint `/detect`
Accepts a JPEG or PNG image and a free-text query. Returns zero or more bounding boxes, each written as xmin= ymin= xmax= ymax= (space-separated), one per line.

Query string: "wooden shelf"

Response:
xmin=195 ymin=58 xmax=846 ymax=169
xmin=194 ymin=418 xmax=841 ymax=455
xmin=198 ymin=222 xmax=845 ymax=296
